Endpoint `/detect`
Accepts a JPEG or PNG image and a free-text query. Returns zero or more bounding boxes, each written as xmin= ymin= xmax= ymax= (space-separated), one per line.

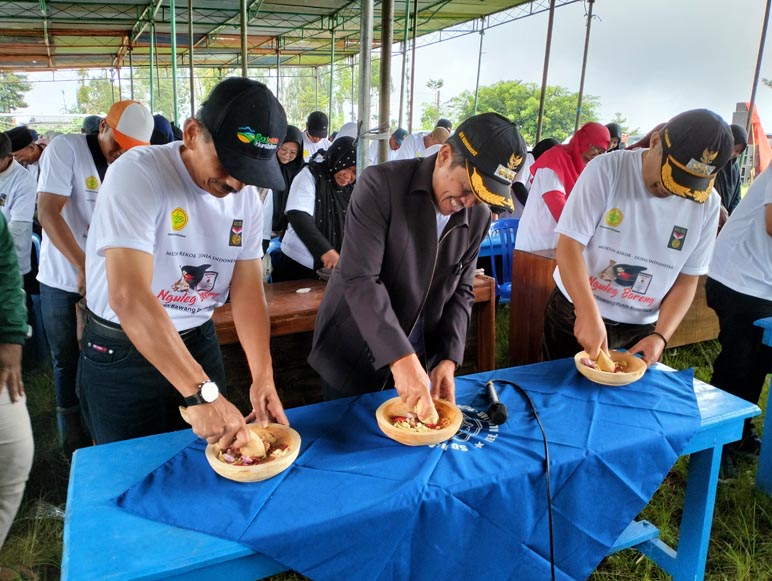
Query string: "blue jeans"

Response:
xmin=40 ymin=283 xmax=82 ymax=409
xmin=77 ymin=316 xmax=227 ymax=444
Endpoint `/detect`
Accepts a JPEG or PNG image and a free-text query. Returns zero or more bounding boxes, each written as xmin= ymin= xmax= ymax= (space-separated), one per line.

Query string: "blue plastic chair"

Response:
xmin=487 ymin=218 xmax=519 ymax=304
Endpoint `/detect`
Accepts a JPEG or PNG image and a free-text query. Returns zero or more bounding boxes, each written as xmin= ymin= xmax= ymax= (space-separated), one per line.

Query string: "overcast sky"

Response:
xmin=21 ymin=0 xmax=772 ymax=141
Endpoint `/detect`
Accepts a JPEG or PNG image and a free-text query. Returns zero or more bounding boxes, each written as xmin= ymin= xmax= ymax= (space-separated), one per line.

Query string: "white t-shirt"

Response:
xmin=258 ymin=187 xmax=273 ymax=241
xmin=709 ymin=164 xmax=772 ymax=300
xmin=554 ymin=149 xmax=719 ymax=325
xmin=280 ymin=167 xmax=317 ymax=268
xmin=395 ymin=133 xmax=429 ymax=160
xmin=515 ymin=167 xmax=564 ymax=251
xmin=37 ymin=134 xmax=101 ymax=292
xmin=86 ymin=142 xmax=263 ymax=331
xmin=302 ymin=132 xmax=331 ymax=163
xmin=367 ymin=140 xmax=399 ymax=165
xmin=0 ymin=159 xmax=37 ymax=273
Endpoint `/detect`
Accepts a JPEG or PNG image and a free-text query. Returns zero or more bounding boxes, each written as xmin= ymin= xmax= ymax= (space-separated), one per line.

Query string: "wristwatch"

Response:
xmin=183 ymin=380 xmax=220 ymax=407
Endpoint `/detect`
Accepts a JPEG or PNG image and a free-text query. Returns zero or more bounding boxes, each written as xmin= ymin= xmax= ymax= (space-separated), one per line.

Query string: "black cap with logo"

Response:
xmin=199 ymin=77 xmax=287 ymax=189
xmin=306 ymin=111 xmax=329 ymax=139
xmin=658 ymin=109 xmax=734 ymax=204
xmin=446 ymin=112 xmax=527 ymax=212
xmin=7 ymin=126 xmax=34 ymax=152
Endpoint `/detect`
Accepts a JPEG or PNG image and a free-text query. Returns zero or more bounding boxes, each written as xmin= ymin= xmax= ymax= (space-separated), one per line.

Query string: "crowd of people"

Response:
xmin=1 ymin=76 xmax=771 ymax=554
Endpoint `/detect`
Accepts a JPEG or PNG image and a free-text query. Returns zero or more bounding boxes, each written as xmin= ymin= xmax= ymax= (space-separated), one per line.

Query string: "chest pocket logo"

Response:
xmin=85 ymin=175 xmax=99 ymax=190
xmin=171 ymin=207 xmax=188 ymax=231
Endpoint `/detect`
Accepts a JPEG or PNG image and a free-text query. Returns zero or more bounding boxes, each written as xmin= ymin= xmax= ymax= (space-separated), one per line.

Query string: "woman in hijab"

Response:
xmin=515 ymin=122 xmax=610 ymax=252
xmin=605 ymin=123 xmax=624 ymax=152
xmin=272 ymin=125 xmax=305 ymax=237
xmin=274 ymin=136 xmax=358 ymax=281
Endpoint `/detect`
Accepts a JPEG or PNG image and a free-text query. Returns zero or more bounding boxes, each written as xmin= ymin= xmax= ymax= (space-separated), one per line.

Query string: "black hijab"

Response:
xmin=605 ymin=123 xmax=623 ymax=151
xmin=308 ymin=136 xmax=357 ymax=253
xmin=272 ymin=125 xmax=305 ymax=233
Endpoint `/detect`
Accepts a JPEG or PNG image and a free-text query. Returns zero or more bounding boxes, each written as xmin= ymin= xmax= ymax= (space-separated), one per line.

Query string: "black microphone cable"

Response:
xmin=486 ymin=379 xmax=555 ymax=581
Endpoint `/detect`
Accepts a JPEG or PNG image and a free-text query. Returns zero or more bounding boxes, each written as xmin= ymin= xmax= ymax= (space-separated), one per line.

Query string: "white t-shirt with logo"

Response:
xmin=302 ymin=132 xmax=331 ymax=163
xmin=395 ymin=133 xmax=429 ymax=160
xmin=37 ymin=133 xmax=101 ymax=292
xmin=0 ymin=159 xmax=37 ymax=273
xmin=554 ymin=149 xmax=719 ymax=325
xmin=708 ymin=164 xmax=772 ymax=301
xmin=86 ymin=142 xmax=263 ymax=331
xmin=515 ymin=167 xmax=564 ymax=252
xmin=280 ymin=167 xmax=317 ymax=269
xmin=367 ymin=140 xmax=399 ymax=165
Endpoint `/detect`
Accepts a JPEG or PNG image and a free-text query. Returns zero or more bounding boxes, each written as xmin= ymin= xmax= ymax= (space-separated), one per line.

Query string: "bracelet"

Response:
xmin=650 ymin=331 xmax=668 ymax=350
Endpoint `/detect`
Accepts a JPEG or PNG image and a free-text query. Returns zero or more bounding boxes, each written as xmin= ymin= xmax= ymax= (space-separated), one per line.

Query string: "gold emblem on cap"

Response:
xmin=661 ymin=160 xmax=713 ymax=204
xmin=507 ymin=153 xmax=523 ymax=171
xmin=459 ymin=131 xmax=478 ymax=157
xmin=469 ymin=164 xmax=513 ymax=211
xmin=700 ymin=149 xmax=718 ymax=165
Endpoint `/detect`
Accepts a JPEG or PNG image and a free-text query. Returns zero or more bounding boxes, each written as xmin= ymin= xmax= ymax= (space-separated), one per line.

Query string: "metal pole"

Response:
xmin=747 ymin=0 xmax=771 ymax=145
xmin=472 ymin=18 xmax=485 ymax=115
xmin=117 ymin=67 xmax=122 ymax=100
xmin=188 ymin=0 xmax=195 ymax=115
xmin=535 ymin=0 xmax=557 ymax=144
xmin=357 ymin=0 xmax=373 ymax=171
xmin=408 ymin=0 xmax=418 ymax=132
xmin=149 ymin=20 xmax=155 ymax=111
xmin=314 ymin=67 xmax=319 ymax=110
xmin=110 ymin=70 xmax=116 ymax=103
xmin=328 ymin=28 xmax=336 ymax=124
xmin=128 ymin=47 xmax=135 ymax=100
xmin=398 ymin=0 xmax=410 ymax=128
xmin=240 ymin=0 xmax=248 ymax=77
xmin=276 ymin=42 xmax=280 ymax=98
xmin=377 ymin=0 xmax=393 ymax=165
xmin=350 ymin=55 xmax=355 ymax=121
xmin=574 ymin=0 xmax=594 ymax=132
xmin=169 ymin=0 xmax=179 ymax=125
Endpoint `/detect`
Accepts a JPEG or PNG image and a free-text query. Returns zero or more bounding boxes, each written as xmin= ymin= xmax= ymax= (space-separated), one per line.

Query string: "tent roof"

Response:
xmin=0 ymin=0 xmax=578 ymax=71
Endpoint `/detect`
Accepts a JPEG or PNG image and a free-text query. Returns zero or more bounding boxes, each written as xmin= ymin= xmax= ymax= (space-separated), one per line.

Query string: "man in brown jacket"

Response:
xmin=309 ymin=113 xmax=526 ymax=419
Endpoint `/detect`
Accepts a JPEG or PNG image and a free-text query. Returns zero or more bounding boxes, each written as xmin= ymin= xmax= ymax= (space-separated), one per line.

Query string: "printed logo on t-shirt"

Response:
xmin=85 ymin=176 xmax=99 ymax=190
xmin=158 ymin=263 xmax=219 ymax=312
xmin=0 ymin=193 xmax=6 ymax=207
xmin=229 ymin=220 xmax=243 ymax=247
xmin=589 ymin=259 xmax=655 ymax=308
xmin=667 ymin=226 xmax=687 ymax=251
xmin=171 ymin=207 xmax=188 ymax=232
xmin=605 ymin=208 xmax=623 ymax=228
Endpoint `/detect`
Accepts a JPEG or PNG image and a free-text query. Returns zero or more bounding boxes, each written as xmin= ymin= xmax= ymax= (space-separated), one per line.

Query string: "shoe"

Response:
xmin=56 ymin=406 xmax=92 ymax=459
xmin=718 ymin=452 xmax=736 ymax=482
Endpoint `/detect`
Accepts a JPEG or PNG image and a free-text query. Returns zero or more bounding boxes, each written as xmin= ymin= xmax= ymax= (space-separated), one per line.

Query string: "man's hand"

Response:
xmin=320 ymin=249 xmax=340 ymax=270
xmin=247 ymin=377 xmax=289 ymax=427
xmin=629 ymin=333 xmax=667 ymax=367
xmin=186 ymin=397 xmax=251 ymax=451
xmin=573 ymin=309 xmax=608 ymax=360
xmin=76 ymin=266 xmax=86 ymax=297
xmin=0 ymin=343 xmax=23 ymax=402
xmin=390 ymin=353 xmax=434 ymax=421
xmin=429 ymin=359 xmax=457 ymax=404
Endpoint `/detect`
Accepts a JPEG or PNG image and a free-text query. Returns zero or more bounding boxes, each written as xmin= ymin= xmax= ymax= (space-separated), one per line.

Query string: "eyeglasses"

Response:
xmin=589 ymin=145 xmax=606 ymax=156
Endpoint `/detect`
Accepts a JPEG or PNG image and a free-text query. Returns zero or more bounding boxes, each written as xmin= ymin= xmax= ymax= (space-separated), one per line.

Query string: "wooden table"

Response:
xmin=213 ymin=273 xmax=496 ymax=372
xmin=509 ymin=249 xmax=719 ymax=366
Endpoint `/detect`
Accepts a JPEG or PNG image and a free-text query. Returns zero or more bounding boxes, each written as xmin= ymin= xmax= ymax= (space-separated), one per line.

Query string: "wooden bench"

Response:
xmin=509 ymin=249 xmax=719 ymax=366
xmin=213 ymin=273 xmax=497 ymax=373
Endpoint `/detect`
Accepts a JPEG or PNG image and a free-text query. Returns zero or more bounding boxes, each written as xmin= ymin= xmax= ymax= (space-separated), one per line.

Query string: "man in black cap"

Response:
xmin=78 ymin=77 xmax=290 ymax=447
xmin=309 ymin=112 xmax=526 ymax=418
xmin=436 ymin=118 xmax=452 ymax=132
xmin=7 ymin=126 xmax=44 ymax=178
xmin=302 ymin=110 xmax=331 ymax=162
xmin=543 ymin=108 xmax=734 ymax=367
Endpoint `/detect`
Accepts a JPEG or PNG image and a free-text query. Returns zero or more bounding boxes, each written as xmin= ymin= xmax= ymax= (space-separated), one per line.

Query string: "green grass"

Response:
xmin=2 ymin=308 xmax=772 ymax=580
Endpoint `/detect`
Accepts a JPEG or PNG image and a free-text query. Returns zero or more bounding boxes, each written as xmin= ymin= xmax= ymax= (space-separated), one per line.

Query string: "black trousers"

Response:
xmin=542 ymin=287 xmax=655 ymax=361
xmin=706 ymin=277 xmax=772 ymax=407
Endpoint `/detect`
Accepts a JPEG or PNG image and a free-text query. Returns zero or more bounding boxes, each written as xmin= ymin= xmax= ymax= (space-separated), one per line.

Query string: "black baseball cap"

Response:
xmin=306 ymin=111 xmax=329 ymax=138
xmin=446 ymin=112 xmax=527 ymax=212
xmin=199 ymin=77 xmax=287 ymax=189
xmin=436 ymin=118 xmax=452 ymax=131
xmin=7 ymin=126 xmax=34 ymax=152
xmin=658 ymin=109 xmax=733 ymax=203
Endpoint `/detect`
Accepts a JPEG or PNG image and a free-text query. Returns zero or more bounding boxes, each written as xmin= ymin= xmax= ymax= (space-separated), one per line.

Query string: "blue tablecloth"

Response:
xmin=115 ymin=360 xmax=699 ymax=580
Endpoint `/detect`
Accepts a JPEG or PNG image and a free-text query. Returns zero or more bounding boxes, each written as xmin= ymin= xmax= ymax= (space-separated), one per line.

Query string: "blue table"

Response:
xmin=63 ymin=364 xmax=758 ymax=581
xmin=754 ymin=316 xmax=772 ymax=494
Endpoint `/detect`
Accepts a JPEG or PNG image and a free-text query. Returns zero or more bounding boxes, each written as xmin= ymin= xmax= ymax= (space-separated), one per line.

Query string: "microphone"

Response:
xmin=485 ymin=380 xmax=508 ymax=425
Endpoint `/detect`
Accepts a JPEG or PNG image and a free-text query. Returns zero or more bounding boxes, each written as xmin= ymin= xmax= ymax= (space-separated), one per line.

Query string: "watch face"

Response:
xmin=201 ymin=381 xmax=219 ymax=403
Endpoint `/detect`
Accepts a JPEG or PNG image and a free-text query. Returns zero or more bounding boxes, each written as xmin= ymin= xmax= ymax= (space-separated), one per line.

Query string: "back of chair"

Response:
xmin=489 ymin=218 xmax=519 ymax=287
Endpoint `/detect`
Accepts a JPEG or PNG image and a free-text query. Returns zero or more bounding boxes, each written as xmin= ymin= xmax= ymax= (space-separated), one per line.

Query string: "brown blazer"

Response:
xmin=308 ymin=155 xmax=491 ymax=397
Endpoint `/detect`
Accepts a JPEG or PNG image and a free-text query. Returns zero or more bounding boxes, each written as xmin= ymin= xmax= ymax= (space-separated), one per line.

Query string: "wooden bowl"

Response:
xmin=204 ymin=423 xmax=301 ymax=483
xmin=574 ymin=350 xmax=647 ymax=386
xmin=375 ymin=397 xmax=463 ymax=446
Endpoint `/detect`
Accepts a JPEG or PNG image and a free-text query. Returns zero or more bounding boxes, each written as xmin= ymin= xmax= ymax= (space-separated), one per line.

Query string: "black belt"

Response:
xmin=85 ymin=309 xmax=201 ymax=341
